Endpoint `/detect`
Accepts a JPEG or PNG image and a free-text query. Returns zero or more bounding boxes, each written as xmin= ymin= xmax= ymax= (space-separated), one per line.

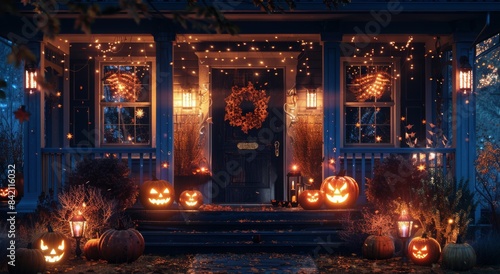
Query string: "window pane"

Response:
xmin=345 ymin=125 xmax=360 ymax=144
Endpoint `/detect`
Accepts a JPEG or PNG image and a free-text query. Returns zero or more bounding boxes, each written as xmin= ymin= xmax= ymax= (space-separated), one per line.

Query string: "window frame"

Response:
xmin=340 ymin=57 xmax=401 ymax=147
xmin=95 ymin=58 xmax=156 ymax=147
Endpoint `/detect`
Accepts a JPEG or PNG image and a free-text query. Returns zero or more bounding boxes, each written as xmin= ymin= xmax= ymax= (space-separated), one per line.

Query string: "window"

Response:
xmin=100 ymin=62 xmax=153 ymax=145
xmin=342 ymin=60 xmax=398 ymax=145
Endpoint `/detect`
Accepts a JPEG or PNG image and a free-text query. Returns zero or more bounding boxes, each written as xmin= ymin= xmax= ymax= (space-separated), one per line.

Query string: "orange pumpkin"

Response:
xmin=83 ymin=237 xmax=101 ymax=261
xmin=139 ymin=176 xmax=174 ymax=209
xmin=99 ymin=222 xmax=145 ymax=263
xmin=407 ymin=233 xmax=441 ymax=266
xmin=179 ymin=190 xmax=203 ymax=209
xmin=0 ymin=187 xmax=17 ymax=201
xmin=320 ymin=171 xmax=359 ymax=208
xmin=298 ymin=190 xmax=324 ymax=210
xmin=33 ymin=225 xmax=67 ymax=264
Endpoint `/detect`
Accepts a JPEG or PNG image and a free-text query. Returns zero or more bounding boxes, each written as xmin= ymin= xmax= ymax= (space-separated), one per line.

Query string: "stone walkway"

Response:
xmin=188 ymin=253 xmax=318 ymax=274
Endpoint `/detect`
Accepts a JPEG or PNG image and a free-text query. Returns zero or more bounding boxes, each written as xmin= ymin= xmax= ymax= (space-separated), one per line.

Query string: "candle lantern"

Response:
xmin=286 ymin=165 xmax=302 ymax=204
xmin=69 ymin=214 xmax=87 ymax=258
xmin=397 ymin=210 xmax=413 ymax=265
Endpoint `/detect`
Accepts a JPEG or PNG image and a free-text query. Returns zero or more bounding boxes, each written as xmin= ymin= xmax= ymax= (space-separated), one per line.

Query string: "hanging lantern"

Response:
xmin=458 ymin=56 xmax=472 ymax=93
xmin=306 ymin=89 xmax=317 ymax=109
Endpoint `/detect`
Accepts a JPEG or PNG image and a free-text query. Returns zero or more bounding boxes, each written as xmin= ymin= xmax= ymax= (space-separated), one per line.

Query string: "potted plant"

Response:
xmin=289 ymin=117 xmax=323 ymax=188
xmin=174 ymin=114 xmax=210 ymax=196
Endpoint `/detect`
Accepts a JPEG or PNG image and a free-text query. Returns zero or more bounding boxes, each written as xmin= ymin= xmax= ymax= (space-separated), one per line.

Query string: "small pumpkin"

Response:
xmin=298 ymin=190 xmax=324 ymax=210
xmin=442 ymin=237 xmax=476 ymax=271
xmin=179 ymin=190 xmax=203 ymax=210
xmin=99 ymin=221 xmax=145 ymax=263
xmin=407 ymin=233 xmax=441 ymax=266
xmin=320 ymin=170 xmax=359 ymax=208
xmin=139 ymin=176 xmax=174 ymax=209
xmin=83 ymin=234 xmax=101 ymax=261
xmin=362 ymin=230 xmax=395 ymax=260
xmin=33 ymin=224 xmax=67 ymax=264
xmin=0 ymin=187 xmax=17 ymax=201
xmin=7 ymin=243 xmax=47 ymax=274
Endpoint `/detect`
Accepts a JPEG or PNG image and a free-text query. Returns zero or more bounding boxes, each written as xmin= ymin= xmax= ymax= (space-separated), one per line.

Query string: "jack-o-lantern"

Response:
xmin=0 ymin=187 xmax=17 ymax=201
xmin=139 ymin=176 xmax=174 ymax=209
xmin=298 ymin=190 xmax=324 ymax=210
xmin=179 ymin=190 xmax=204 ymax=209
xmin=407 ymin=233 xmax=441 ymax=266
xmin=320 ymin=171 xmax=359 ymax=208
xmin=33 ymin=224 xmax=67 ymax=264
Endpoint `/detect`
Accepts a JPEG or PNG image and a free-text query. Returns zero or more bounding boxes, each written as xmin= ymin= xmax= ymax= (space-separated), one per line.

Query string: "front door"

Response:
xmin=211 ymin=68 xmax=285 ymax=203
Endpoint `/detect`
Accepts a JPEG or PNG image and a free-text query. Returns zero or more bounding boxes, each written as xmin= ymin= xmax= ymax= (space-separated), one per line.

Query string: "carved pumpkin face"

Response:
xmin=407 ymin=234 xmax=441 ymax=266
xmin=320 ymin=174 xmax=359 ymax=208
xmin=179 ymin=190 xmax=203 ymax=209
xmin=34 ymin=226 xmax=66 ymax=264
xmin=298 ymin=190 xmax=324 ymax=210
xmin=139 ymin=178 xmax=174 ymax=209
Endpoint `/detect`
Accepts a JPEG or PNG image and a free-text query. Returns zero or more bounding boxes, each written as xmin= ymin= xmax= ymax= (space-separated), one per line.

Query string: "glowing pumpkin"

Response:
xmin=320 ymin=171 xmax=359 ymax=208
xmin=442 ymin=237 xmax=476 ymax=271
xmin=139 ymin=176 xmax=174 ymax=209
xmin=179 ymin=190 xmax=203 ymax=209
xmin=298 ymin=190 xmax=324 ymax=210
xmin=407 ymin=233 xmax=441 ymax=266
xmin=0 ymin=187 xmax=17 ymax=201
xmin=33 ymin=225 xmax=67 ymax=264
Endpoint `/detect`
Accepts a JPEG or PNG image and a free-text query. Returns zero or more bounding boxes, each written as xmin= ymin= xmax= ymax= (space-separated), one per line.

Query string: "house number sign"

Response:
xmin=237 ymin=142 xmax=259 ymax=150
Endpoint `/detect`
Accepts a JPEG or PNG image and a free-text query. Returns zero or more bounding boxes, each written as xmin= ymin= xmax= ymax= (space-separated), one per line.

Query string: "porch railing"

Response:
xmin=41 ymin=147 xmax=156 ymax=195
xmin=337 ymin=147 xmax=456 ymax=203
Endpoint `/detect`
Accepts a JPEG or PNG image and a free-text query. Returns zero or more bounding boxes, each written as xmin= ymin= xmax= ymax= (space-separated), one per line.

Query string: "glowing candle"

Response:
xmin=291 ymin=180 xmax=295 ymax=190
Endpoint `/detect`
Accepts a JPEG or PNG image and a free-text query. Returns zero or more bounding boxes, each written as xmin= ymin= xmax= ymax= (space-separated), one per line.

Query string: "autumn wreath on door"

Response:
xmin=224 ymin=82 xmax=270 ymax=133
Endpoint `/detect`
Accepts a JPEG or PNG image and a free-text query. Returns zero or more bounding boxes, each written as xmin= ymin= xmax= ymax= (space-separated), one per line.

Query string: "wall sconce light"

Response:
xmin=25 ymin=67 xmax=37 ymax=93
xmin=458 ymin=56 xmax=472 ymax=93
xmin=182 ymin=89 xmax=196 ymax=109
xmin=306 ymin=89 xmax=317 ymax=109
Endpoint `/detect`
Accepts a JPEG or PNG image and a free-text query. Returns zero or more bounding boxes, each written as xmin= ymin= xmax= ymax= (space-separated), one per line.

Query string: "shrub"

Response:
xmin=365 ymin=154 xmax=476 ymax=247
xmin=67 ymin=157 xmax=138 ymax=210
xmin=365 ymin=154 xmax=427 ymax=214
xmin=475 ymin=142 xmax=500 ymax=232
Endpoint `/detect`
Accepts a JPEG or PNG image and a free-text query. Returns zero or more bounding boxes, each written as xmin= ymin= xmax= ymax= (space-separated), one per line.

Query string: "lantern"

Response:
xmin=458 ymin=55 xmax=472 ymax=93
xmin=25 ymin=66 xmax=37 ymax=93
xmin=320 ymin=171 xmax=359 ymax=208
xmin=139 ymin=176 xmax=174 ymax=209
xmin=286 ymin=165 xmax=302 ymax=203
xmin=306 ymin=88 xmax=317 ymax=109
xmin=396 ymin=210 xmax=413 ymax=263
xmin=33 ymin=225 xmax=67 ymax=264
xmin=407 ymin=233 xmax=441 ymax=266
xmin=69 ymin=214 xmax=87 ymax=258
xmin=178 ymin=190 xmax=203 ymax=210
xmin=298 ymin=190 xmax=324 ymax=210
xmin=397 ymin=210 xmax=413 ymax=239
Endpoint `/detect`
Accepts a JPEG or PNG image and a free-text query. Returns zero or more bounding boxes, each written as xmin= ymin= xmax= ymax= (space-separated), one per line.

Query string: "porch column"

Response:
xmin=321 ymin=33 xmax=342 ymax=178
xmin=154 ymin=32 xmax=175 ymax=183
xmin=17 ymin=39 xmax=43 ymax=212
xmin=452 ymin=33 xmax=476 ymax=190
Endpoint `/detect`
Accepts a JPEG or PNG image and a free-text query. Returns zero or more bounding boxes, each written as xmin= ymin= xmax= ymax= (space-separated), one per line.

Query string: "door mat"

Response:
xmin=188 ymin=253 xmax=318 ymax=274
